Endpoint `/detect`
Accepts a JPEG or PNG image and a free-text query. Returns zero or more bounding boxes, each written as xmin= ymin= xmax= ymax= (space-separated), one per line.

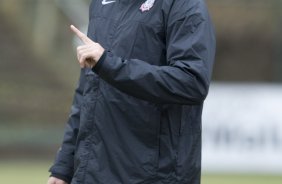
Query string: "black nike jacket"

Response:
xmin=49 ymin=0 xmax=216 ymax=183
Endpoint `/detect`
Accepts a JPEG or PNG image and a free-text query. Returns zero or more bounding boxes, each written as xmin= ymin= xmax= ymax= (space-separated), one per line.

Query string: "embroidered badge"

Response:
xmin=140 ymin=0 xmax=155 ymax=12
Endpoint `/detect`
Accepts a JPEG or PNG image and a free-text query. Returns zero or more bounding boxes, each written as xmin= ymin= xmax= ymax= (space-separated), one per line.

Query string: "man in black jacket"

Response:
xmin=48 ymin=0 xmax=215 ymax=183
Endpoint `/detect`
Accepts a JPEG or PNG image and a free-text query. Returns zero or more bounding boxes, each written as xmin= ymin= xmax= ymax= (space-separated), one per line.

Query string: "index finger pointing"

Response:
xmin=70 ymin=25 xmax=92 ymax=44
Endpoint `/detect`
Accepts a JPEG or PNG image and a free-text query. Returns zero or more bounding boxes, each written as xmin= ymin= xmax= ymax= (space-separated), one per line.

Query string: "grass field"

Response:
xmin=0 ymin=161 xmax=281 ymax=184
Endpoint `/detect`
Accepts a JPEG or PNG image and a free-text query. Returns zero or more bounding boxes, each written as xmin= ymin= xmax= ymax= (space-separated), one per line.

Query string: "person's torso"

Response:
xmin=72 ymin=1 xmax=202 ymax=184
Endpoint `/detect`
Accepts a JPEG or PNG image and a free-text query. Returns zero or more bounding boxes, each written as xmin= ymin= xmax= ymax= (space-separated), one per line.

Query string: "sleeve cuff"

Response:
xmin=92 ymin=50 xmax=107 ymax=73
xmin=50 ymin=173 xmax=72 ymax=184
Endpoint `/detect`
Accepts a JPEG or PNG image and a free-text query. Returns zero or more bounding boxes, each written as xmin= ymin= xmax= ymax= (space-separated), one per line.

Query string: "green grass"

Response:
xmin=0 ymin=161 xmax=52 ymax=184
xmin=202 ymin=174 xmax=282 ymax=184
xmin=0 ymin=160 xmax=281 ymax=184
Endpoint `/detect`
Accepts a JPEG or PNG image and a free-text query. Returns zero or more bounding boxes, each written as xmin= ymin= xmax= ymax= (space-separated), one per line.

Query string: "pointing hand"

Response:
xmin=70 ymin=25 xmax=105 ymax=68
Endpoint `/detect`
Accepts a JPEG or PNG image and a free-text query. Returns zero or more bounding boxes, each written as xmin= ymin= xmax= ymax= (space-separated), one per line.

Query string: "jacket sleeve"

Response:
xmin=49 ymin=69 xmax=85 ymax=181
xmin=93 ymin=0 xmax=216 ymax=105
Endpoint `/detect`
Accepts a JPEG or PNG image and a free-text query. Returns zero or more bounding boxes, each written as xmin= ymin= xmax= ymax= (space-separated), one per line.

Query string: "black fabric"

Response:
xmin=92 ymin=50 xmax=106 ymax=73
xmin=49 ymin=0 xmax=216 ymax=183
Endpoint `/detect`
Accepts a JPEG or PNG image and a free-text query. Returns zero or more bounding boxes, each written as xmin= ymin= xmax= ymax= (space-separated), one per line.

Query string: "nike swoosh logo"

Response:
xmin=102 ymin=0 xmax=116 ymax=5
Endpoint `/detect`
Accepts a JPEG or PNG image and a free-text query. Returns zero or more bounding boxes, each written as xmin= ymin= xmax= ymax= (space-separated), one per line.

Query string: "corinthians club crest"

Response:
xmin=140 ymin=0 xmax=155 ymax=12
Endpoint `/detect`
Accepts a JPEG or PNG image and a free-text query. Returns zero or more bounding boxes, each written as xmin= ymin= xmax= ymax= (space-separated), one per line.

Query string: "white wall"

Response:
xmin=202 ymin=83 xmax=282 ymax=174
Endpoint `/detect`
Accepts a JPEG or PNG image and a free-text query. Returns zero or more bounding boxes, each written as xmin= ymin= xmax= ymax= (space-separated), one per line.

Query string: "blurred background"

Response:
xmin=0 ymin=0 xmax=281 ymax=183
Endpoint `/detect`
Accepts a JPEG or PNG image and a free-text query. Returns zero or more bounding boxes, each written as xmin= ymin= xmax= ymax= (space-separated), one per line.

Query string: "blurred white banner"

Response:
xmin=202 ymin=83 xmax=282 ymax=174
